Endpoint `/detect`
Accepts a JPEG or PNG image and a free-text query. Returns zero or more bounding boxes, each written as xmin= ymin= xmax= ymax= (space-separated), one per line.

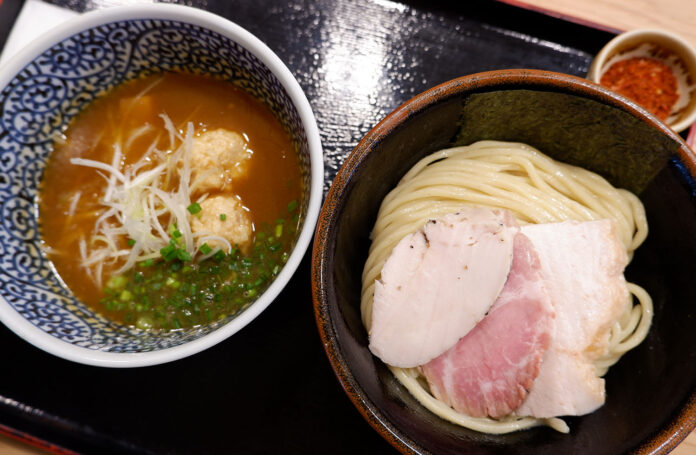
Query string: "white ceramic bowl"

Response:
xmin=587 ymin=29 xmax=696 ymax=133
xmin=0 ymin=4 xmax=323 ymax=367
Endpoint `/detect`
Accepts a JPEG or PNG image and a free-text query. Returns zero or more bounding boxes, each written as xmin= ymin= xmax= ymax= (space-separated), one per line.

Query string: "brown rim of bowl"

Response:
xmin=311 ymin=68 xmax=696 ymax=455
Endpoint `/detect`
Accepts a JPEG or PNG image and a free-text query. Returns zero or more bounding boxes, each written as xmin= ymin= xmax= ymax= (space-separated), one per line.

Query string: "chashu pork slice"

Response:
xmin=516 ymin=219 xmax=630 ymax=418
xmin=369 ymin=208 xmax=516 ymax=368
xmin=421 ymin=232 xmax=554 ymax=418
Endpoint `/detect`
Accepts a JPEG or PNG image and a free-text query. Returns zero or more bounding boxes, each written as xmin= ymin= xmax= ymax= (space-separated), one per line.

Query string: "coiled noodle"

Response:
xmin=360 ymin=141 xmax=653 ymax=434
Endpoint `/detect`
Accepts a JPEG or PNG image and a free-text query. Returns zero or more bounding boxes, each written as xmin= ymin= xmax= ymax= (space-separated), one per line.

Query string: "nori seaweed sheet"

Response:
xmin=454 ymin=90 xmax=680 ymax=194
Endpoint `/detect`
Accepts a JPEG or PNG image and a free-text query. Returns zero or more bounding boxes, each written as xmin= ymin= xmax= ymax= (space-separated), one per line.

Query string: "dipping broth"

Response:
xmin=39 ymin=72 xmax=303 ymax=330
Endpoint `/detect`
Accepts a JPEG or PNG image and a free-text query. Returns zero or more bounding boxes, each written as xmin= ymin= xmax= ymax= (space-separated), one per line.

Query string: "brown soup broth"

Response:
xmin=39 ymin=72 xmax=303 ymax=328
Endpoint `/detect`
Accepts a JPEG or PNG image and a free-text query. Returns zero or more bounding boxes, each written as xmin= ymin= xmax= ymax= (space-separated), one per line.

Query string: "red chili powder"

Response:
xmin=600 ymin=57 xmax=679 ymax=121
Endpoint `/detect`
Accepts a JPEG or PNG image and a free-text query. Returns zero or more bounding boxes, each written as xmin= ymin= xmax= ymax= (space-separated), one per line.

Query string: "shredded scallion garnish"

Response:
xmin=70 ymin=114 xmax=204 ymax=285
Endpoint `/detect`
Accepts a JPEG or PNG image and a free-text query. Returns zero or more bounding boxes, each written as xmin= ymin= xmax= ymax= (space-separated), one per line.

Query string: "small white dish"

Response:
xmin=588 ymin=29 xmax=696 ymax=133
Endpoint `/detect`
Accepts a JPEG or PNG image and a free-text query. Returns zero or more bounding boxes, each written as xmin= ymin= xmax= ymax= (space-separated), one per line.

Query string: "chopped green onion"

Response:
xmin=99 ymin=203 xmax=298 ymax=332
xmin=106 ymin=275 xmax=127 ymax=290
xmin=136 ymin=316 xmax=153 ymax=330
xmin=187 ymin=202 xmax=202 ymax=214
xmin=176 ymin=250 xmax=192 ymax=262
xmin=160 ymin=238 xmax=191 ymax=262
xmin=160 ymin=243 xmax=175 ymax=258
xmin=127 ymin=239 xmax=136 ymax=246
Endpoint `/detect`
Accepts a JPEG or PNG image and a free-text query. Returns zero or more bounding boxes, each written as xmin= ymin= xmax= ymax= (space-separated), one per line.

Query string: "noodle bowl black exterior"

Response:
xmin=312 ymin=69 xmax=696 ymax=454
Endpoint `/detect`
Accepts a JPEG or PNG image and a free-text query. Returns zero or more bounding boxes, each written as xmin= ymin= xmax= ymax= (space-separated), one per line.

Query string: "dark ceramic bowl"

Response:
xmin=312 ymin=69 xmax=696 ymax=454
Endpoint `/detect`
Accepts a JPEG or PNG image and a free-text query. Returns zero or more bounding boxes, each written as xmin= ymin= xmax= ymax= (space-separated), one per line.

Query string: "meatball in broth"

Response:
xmin=191 ymin=129 xmax=252 ymax=193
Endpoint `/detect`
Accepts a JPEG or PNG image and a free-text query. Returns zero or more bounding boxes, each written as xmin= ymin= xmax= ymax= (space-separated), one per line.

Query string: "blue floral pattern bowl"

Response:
xmin=0 ymin=4 xmax=323 ymax=367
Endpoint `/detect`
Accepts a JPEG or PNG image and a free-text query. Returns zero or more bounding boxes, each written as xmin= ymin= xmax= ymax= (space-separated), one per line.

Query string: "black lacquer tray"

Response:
xmin=0 ymin=0 xmax=614 ymax=453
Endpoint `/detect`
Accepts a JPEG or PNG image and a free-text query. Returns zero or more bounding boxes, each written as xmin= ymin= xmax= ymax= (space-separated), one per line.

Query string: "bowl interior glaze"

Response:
xmin=313 ymin=70 xmax=696 ymax=454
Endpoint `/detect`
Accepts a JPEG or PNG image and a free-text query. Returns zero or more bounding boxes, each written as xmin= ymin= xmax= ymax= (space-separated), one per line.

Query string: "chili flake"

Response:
xmin=600 ymin=57 xmax=678 ymax=121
